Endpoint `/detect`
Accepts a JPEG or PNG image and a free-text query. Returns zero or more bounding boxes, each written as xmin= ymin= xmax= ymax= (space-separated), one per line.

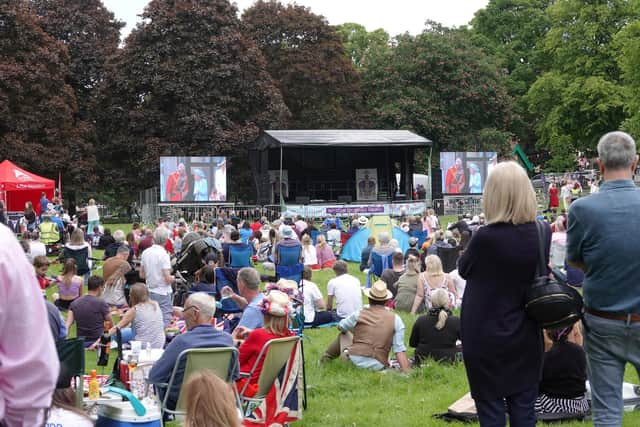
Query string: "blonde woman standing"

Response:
xmin=458 ymin=161 xmax=549 ymax=427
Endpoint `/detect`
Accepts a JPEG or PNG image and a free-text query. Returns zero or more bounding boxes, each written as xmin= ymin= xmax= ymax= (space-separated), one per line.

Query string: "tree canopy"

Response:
xmin=97 ymin=0 xmax=289 ymax=199
xmin=0 ymin=0 xmax=86 ymax=187
xmin=242 ymin=0 xmax=367 ymax=129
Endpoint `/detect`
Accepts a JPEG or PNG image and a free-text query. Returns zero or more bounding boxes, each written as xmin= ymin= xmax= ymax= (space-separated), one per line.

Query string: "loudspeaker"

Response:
xmin=431 ymin=168 xmax=443 ymax=201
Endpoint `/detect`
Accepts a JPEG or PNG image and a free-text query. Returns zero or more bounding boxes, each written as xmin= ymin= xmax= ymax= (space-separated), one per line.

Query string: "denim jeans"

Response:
xmin=584 ymin=312 xmax=640 ymax=427
xmin=475 ymin=386 xmax=537 ymax=427
xmin=150 ymin=292 xmax=173 ymax=327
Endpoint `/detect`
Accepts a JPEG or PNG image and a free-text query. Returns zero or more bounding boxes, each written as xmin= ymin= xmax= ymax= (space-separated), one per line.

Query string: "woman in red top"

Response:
xmin=236 ymin=290 xmax=292 ymax=397
xmin=548 ymin=182 xmax=559 ymax=211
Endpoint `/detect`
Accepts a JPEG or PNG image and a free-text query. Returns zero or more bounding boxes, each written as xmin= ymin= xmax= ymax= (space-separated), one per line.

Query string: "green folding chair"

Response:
xmin=56 ymin=338 xmax=86 ymax=406
xmin=156 ymin=346 xmax=238 ymax=417
xmin=237 ymin=336 xmax=300 ymax=416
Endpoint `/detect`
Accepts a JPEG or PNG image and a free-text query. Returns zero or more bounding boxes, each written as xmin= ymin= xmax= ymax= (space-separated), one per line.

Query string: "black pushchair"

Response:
xmin=173 ymin=232 xmax=221 ymax=306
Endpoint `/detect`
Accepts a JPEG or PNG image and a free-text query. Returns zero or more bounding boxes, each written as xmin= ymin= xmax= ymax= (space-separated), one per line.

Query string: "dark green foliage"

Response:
xmin=96 ymin=0 xmax=289 ymax=200
xmin=242 ymin=1 xmax=367 ymax=129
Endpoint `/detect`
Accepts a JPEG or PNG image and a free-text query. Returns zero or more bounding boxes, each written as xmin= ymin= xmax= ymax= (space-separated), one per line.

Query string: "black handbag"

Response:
xmin=524 ymin=220 xmax=583 ymax=330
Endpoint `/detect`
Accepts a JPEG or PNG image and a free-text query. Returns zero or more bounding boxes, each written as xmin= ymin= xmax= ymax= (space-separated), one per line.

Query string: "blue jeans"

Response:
xmin=150 ymin=292 xmax=173 ymax=327
xmin=584 ymin=312 xmax=640 ymax=427
xmin=475 ymin=386 xmax=537 ymax=427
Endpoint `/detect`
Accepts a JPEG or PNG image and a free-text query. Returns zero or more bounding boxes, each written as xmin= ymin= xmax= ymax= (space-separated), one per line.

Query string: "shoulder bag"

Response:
xmin=524 ymin=220 xmax=583 ymax=330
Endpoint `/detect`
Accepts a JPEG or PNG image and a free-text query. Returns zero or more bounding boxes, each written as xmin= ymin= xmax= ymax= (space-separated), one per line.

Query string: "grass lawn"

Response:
xmin=46 ymin=222 xmax=640 ymax=426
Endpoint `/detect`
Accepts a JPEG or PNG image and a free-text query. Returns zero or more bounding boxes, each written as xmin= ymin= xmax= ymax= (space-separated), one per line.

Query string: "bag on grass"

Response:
xmin=432 ymin=392 xmax=478 ymax=423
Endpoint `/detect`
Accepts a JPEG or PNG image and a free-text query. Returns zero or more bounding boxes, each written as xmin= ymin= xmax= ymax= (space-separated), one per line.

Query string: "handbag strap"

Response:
xmin=534 ymin=220 xmax=547 ymax=277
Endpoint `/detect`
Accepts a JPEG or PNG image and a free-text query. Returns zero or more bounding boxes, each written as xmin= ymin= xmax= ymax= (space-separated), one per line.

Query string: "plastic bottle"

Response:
xmin=88 ymin=370 xmax=100 ymax=401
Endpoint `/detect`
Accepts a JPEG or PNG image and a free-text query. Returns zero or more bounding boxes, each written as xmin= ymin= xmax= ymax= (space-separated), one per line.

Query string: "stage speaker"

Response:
xmin=431 ymin=167 xmax=443 ymax=201
xmin=337 ymin=195 xmax=352 ymax=203
xmin=295 ymin=196 xmax=310 ymax=204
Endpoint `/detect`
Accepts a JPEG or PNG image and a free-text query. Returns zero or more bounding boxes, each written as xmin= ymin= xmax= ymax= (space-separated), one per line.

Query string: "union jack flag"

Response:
xmin=243 ymin=341 xmax=303 ymax=426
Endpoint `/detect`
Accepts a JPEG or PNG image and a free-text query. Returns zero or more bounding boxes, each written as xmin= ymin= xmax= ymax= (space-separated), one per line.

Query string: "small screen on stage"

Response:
xmin=440 ymin=152 xmax=497 ymax=195
xmin=160 ymin=156 xmax=227 ymax=202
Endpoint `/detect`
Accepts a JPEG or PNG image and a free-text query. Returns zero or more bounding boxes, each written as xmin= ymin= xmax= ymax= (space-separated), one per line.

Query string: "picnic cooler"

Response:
xmin=96 ymin=402 xmax=161 ymax=427
xmin=96 ymin=387 xmax=162 ymax=427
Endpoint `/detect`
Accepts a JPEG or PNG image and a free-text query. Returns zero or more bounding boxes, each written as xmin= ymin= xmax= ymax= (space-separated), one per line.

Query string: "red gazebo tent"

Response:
xmin=0 ymin=160 xmax=55 ymax=214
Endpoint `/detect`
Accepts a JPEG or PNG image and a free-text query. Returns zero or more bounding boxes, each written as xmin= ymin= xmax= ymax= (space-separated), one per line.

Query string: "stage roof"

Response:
xmin=255 ymin=130 xmax=432 ymax=150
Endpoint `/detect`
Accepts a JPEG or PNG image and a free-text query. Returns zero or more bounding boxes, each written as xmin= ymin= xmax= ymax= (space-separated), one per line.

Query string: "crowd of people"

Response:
xmin=1 ymin=131 xmax=639 ymax=427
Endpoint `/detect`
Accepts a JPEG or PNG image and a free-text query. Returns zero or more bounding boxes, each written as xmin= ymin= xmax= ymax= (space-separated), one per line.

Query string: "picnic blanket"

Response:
xmin=243 ymin=341 xmax=303 ymax=426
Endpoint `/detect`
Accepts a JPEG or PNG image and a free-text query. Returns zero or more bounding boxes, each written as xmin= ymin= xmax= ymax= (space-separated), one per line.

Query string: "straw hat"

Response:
xmin=358 ymin=216 xmax=369 ymax=225
xmin=259 ymin=290 xmax=290 ymax=317
xmin=363 ymin=280 xmax=393 ymax=302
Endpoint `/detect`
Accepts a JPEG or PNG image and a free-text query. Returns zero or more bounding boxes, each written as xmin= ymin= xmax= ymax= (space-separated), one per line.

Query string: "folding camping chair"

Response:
xmin=237 ymin=336 xmax=300 ymax=416
xmin=229 ymin=244 xmax=252 ymax=268
xmin=155 ymin=347 xmax=238 ymax=418
xmin=215 ymin=267 xmax=243 ymax=314
xmin=366 ymin=251 xmax=392 ymax=287
xmin=56 ymin=337 xmax=85 ymax=406
xmin=275 ymin=244 xmax=304 ymax=283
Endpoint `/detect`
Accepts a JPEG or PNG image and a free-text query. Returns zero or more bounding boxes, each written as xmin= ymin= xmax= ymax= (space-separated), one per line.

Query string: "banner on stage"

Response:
xmin=355 ymin=168 xmax=378 ymax=201
xmin=283 ymin=201 xmax=426 ymax=218
xmin=268 ymin=170 xmax=289 ymax=203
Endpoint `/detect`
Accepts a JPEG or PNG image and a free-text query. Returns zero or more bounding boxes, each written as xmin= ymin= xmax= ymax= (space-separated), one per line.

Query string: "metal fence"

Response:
xmin=433 ymin=196 xmax=483 ymax=217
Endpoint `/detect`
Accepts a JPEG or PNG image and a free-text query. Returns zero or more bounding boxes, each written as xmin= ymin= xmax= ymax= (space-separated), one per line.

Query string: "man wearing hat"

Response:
xmin=320 ymin=280 xmax=410 ymax=373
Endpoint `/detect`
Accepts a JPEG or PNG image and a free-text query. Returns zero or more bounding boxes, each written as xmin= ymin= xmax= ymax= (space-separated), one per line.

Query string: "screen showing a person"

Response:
xmin=440 ymin=152 xmax=497 ymax=195
xmin=160 ymin=156 xmax=227 ymax=202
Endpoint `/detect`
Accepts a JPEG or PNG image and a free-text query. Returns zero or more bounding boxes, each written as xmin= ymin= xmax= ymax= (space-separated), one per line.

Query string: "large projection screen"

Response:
xmin=440 ymin=152 xmax=497 ymax=195
xmin=160 ymin=156 xmax=227 ymax=202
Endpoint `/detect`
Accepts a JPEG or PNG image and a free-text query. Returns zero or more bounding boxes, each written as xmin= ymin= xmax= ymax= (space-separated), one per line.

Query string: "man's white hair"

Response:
xmin=153 ymin=226 xmax=170 ymax=245
xmin=186 ymin=292 xmax=216 ymax=319
xmin=597 ymin=131 xmax=636 ymax=170
xmin=113 ymin=229 xmax=125 ymax=243
xmin=378 ymin=231 xmax=390 ymax=244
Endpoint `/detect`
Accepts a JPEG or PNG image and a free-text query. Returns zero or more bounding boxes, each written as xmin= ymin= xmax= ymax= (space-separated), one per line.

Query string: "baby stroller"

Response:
xmin=173 ymin=232 xmax=221 ymax=306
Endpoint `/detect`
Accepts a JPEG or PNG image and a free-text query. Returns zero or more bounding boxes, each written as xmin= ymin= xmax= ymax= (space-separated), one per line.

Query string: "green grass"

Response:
xmin=47 ymin=223 xmax=640 ymax=426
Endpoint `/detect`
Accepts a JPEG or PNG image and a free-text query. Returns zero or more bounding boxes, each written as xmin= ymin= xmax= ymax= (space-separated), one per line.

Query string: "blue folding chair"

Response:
xmin=366 ymin=251 xmax=392 ymax=287
xmin=228 ymin=244 xmax=252 ymax=268
xmin=214 ymin=268 xmax=242 ymax=314
xmin=411 ymin=230 xmax=429 ymax=248
xmin=276 ymin=244 xmax=304 ymax=282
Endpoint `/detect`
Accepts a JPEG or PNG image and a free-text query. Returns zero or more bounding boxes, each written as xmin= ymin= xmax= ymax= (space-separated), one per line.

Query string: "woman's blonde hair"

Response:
xmin=316 ymin=235 xmax=327 ymax=248
xmin=183 ymin=370 xmax=241 ymax=427
xmin=301 ymin=234 xmax=312 ymax=248
xmin=431 ymin=288 xmax=450 ymax=330
xmin=483 ymin=161 xmax=537 ymax=225
xmin=424 ymin=255 xmax=444 ymax=277
xmin=70 ymin=228 xmax=85 ymax=245
xmin=263 ymin=312 xmax=289 ymax=336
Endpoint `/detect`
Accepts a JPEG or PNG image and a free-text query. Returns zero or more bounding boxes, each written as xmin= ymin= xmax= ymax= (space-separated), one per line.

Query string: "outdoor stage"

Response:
xmin=249 ymin=129 xmax=432 ymax=205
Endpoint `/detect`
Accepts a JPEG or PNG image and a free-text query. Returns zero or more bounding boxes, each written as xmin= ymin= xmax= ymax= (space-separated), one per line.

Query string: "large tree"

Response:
xmin=525 ymin=0 xmax=630 ymax=170
xmin=0 ymin=0 xmax=84 ymax=187
xmin=97 ymin=0 xmax=288 ymax=200
xmin=33 ymin=0 xmax=123 ymax=120
xmin=336 ymin=22 xmax=390 ymax=70
xmin=242 ymin=0 xmax=367 ymax=129
xmin=471 ymin=0 xmax=552 ymax=149
xmin=363 ymin=23 xmax=515 ymax=156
